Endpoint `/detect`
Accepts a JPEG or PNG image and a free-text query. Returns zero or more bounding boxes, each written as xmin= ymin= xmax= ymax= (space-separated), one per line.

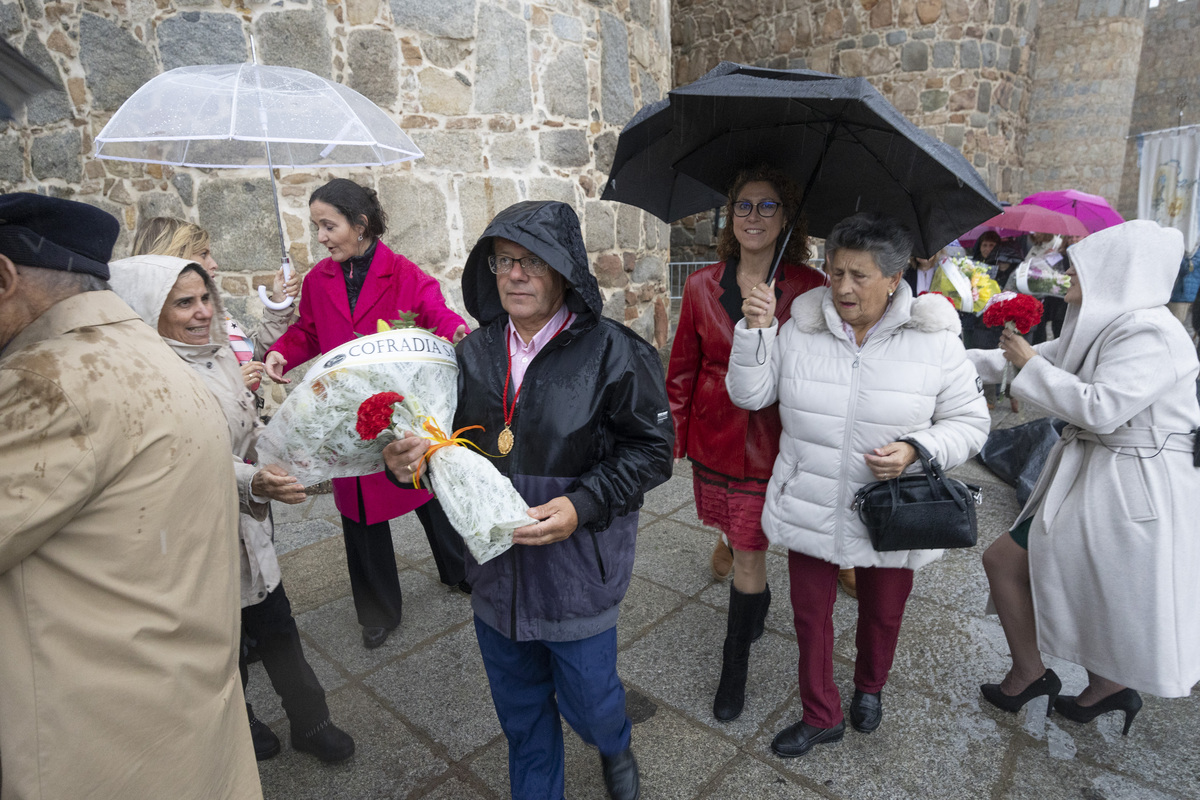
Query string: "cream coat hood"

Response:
xmin=108 ymin=254 xmax=225 ymax=344
xmin=1056 ymin=220 xmax=1184 ymax=375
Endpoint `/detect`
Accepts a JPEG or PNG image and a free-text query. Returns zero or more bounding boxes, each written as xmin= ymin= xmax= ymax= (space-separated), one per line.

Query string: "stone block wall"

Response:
xmin=1 ymin=0 xmax=674 ymax=389
xmin=1021 ymin=0 xmax=1144 ymax=209
xmin=674 ymin=0 xmax=1039 ymax=195
xmin=1116 ymin=0 xmax=1200 ymax=219
xmin=669 ymin=0 xmax=1039 ymax=262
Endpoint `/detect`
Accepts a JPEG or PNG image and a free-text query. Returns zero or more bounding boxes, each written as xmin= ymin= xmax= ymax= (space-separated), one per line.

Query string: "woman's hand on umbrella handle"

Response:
xmin=743 ymin=280 xmax=776 ymax=329
xmin=264 ymin=351 xmax=290 ymax=384
xmin=271 ymin=266 xmax=301 ymax=301
xmin=999 ymin=328 xmax=1037 ymax=369
xmin=864 ymin=441 xmax=918 ymax=480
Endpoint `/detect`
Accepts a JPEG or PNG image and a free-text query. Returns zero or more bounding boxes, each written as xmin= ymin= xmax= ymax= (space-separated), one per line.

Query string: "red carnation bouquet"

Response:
xmin=356 ymin=392 xmax=405 ymax=440
xmin=981 ymin=291 xmax=1043 ymax=334
xmin=980 ymin=292 xmax=1044 ymax=397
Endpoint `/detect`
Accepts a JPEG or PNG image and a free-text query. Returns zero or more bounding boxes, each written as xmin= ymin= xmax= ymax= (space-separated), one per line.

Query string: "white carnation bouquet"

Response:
xmin=256 ymin=326 xmax=528 ymax=563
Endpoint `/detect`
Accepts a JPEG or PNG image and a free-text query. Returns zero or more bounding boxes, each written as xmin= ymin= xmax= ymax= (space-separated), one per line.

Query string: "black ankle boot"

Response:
xmin=291 ymin=717 xmax=356 ymax=763
xmin=713 ymin=584 xmax=770 ymax=721
xmin=246 ymin=704 xmax=280 ymax=761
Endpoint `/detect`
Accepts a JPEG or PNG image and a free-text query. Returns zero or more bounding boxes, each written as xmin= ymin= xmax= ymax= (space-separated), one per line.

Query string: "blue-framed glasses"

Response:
xmin=732 ymin=200 xmax=781 ymax=218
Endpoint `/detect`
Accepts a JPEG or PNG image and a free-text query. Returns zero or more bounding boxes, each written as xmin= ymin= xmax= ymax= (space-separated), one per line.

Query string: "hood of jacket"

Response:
xmin=462 ymin=201 xmax=603 ymax=326
xmin=1055 ymin=220 xmax=1184 ymax=375
xmin=108 ymin=254 xmax=225 ymax=346
xmin=790 ymin=280 xmax=962 ymax=339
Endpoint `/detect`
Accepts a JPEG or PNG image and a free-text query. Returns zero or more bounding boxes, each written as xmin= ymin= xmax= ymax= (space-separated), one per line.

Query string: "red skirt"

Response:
xmin=691 ymin=462 xmax=770 ymax=551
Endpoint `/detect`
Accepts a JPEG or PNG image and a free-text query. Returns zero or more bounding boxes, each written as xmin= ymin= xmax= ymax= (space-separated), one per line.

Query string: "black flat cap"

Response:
xmin=0 ymin=192 xmax=120 ymax=280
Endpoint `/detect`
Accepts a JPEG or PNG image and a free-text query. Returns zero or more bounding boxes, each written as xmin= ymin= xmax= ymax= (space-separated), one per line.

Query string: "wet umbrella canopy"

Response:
xmin=93 ymin=64 xmax=422 ymax=168
xmin=1019 ymin=189 xmax=1124 ymax=234
xmin=94 ymin=61 xmax=423 ymax=309
xmin=0 ymin=38 xmax=60 ymax=120
xmin=602 ymin=62 xmax=1001 ymax=262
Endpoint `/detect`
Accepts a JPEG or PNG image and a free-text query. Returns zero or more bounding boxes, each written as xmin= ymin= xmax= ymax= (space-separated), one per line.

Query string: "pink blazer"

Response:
xmin=269 ymin=241 xmax=469 ymax=524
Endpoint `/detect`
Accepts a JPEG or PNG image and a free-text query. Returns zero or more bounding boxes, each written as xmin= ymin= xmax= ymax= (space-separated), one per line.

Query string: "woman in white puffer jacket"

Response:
xmin=727 ymin=213 xmax=990 ymax=759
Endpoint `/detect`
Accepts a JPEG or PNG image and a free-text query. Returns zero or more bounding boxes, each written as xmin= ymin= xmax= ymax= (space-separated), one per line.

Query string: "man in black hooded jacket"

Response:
xmin=384 ymin=201 xmax=672 ymax=800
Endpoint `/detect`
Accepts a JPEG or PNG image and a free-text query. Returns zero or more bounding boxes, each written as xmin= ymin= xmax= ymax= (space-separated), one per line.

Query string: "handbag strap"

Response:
xmin=899 ymin=438 xmax=969 ymax=512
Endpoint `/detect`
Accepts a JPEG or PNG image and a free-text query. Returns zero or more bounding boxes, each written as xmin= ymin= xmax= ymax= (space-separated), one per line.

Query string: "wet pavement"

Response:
xmin=251 ymin=405 xmax=1200 ymax=799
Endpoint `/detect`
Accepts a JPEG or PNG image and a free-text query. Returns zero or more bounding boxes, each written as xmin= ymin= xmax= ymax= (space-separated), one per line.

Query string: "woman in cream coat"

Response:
xmin=969 ymin=220 xmax=1200 ymax=735
xmin=109 ymin=255 xmax=355 ymax=763
xmin=727 ymin=213 xmax=990 ymax=758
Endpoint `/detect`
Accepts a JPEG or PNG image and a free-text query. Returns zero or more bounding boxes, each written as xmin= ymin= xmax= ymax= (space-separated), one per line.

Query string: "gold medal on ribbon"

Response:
xmin=498 ymin=426 xmax=514 ymax=455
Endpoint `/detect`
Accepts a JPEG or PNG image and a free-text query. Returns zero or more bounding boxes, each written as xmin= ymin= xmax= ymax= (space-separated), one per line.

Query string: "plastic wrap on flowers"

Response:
xmin=1004 ymin=252 xmax=1071 ymax=298
xmin=929 ymin=256 xmax=1001 ymax=313
xmin=256 ymin=329 xmax=528 ymax=563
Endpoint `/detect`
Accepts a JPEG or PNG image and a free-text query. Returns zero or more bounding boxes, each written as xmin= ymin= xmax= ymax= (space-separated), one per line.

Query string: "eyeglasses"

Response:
xmin=489 ymin=254 xmax=551 ymax=276
xmin=732 ymin=200 xmax=781 ymax=218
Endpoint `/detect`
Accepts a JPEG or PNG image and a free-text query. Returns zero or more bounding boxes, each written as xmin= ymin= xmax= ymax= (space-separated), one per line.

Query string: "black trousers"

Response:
xmin=240 ymin=582 xmax=328 ymax=732
xmin=340 ymin=481 xmax=466 ymax=629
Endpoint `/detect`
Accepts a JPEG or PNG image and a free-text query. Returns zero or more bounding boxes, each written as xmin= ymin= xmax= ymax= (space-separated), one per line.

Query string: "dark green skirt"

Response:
xmin=1009 ymin=517 xmax=1033 ymax=550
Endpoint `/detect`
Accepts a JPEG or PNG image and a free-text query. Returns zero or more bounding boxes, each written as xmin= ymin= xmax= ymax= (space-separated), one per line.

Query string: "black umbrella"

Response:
xmin=602 ymin=62 xmax=1001 ymax=269
xmin=0 ymin=39 xmax=61 ymax=120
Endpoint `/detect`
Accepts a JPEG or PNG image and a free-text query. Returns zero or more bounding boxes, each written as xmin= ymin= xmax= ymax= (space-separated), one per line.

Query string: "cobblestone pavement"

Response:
xmin=251 ymin=407 xmax=1200 ymax=799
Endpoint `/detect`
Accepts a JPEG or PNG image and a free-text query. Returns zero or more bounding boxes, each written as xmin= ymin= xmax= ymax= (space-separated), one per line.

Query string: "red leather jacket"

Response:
xmin=667 ymin=260 xmax=827 ymax=480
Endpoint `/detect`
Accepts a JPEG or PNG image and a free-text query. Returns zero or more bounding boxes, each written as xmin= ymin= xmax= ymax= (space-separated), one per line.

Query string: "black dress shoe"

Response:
xmin=600 ymin=748 xmax=640 ymax=800
xmin=362 ymin=625 xmax=395 ymax=649
xmin=1054 ymin=688 xmax=1143 ymax=736
xmin=291 ymin=718 xmax=356 ymax=763
xmin=770 ymin=720 xmax=845 ymax=758
xmin=849 ymin=689 xmax=882 ymax=733
xmin=980 ymin=669 xmax=1061 ymax=717
xmin=455 ymin=579 xmax=472 ymax=595
xmin=247 ymin=705 xmax=280 ymax=761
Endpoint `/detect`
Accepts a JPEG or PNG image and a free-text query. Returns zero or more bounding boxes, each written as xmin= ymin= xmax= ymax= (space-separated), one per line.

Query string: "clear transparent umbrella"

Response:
xmin=94 ymin=60 xmax=422 ymax=308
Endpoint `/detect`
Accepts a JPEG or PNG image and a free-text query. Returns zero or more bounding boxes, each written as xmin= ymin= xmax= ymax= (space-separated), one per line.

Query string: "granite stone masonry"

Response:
xmin=669 ymin=0 xmax=1038 ymax=264
xmin=1116 ymin=0 xmax=1200 ymax=219
xmin=1021 ymin=0 xmax=1144 ymax=206
xmin=1 ymin=0 xmax=673 ymax=413
xmin=669 ymin=0 xmax=1190 ymax=267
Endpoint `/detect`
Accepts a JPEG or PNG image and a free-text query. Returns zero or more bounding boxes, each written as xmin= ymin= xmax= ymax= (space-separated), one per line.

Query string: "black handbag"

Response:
xmin=851 ymin=439 xmax=982 ymax=551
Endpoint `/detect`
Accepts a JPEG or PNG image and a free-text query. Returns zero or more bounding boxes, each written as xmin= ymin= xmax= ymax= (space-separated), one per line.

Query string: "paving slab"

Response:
xmin=619 ymin=602 xmax=800 ymax=742
xmin=762 ymin=677 xmax=1011 ymax=800
xmin=257 ymin=686 xmax=450 ymax=800
xmin=364 ymin=624 xmax=501 ymax=762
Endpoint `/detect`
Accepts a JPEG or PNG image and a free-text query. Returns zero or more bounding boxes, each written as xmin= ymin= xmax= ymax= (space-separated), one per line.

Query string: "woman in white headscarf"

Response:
xmin=968 ymin=220 xmax=1200 ymax=735
xmin=108 ymin=255 xmax=356 ymax=763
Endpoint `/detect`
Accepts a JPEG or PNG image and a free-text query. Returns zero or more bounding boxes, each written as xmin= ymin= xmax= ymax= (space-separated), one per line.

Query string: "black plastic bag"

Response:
xmin=976 ymin=418 xmax=1067 ymax=506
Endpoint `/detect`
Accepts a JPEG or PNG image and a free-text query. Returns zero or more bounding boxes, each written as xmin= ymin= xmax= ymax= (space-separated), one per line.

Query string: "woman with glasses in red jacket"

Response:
xmin=666 ymin=166 xmax=826 ymax=722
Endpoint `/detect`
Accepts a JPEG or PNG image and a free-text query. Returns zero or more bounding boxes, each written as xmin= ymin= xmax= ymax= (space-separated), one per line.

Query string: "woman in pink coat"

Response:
xmin=265 ymin=178 xmax=469 ymax=650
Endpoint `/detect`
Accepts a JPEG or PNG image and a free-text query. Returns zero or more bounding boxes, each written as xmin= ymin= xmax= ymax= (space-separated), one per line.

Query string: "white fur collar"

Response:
xmin=790 ymin=285 xmax=962 ymax=337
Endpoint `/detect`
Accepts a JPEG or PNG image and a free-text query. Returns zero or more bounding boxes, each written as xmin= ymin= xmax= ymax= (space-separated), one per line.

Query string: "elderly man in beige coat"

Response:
xmin=0 ymin=193 xmax=262 ymax=800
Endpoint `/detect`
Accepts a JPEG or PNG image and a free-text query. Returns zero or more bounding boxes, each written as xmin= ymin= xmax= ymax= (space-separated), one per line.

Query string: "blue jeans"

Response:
xmin=474 ymin=616 xmax=631 ymax=800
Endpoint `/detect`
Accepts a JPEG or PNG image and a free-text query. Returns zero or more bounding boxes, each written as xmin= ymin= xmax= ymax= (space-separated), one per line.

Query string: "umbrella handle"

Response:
xmin=259 ymin=256 xmax=295 ymax=310
xmin=766 ymin=214 xmax=800 ymax=285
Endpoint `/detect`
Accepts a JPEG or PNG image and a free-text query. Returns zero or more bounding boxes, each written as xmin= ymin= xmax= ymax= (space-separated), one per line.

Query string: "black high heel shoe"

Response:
xmin=979 ymin=669 xmax=1061 ymax=716
xmin=1053 ymin=688 xmax=1143 ymax=736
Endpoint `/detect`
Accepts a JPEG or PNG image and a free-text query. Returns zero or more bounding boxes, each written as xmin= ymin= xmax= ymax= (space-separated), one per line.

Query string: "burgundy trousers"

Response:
xmin=787 ymin=550 xmax=914 ymax=728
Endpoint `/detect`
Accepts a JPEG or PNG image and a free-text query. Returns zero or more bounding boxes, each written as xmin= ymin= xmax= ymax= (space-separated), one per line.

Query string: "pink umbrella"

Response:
xmin=960 ymin=204 xmax=1088 ymax=242
xmin=1019 ymin=189 xmax=1124 ymax=233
